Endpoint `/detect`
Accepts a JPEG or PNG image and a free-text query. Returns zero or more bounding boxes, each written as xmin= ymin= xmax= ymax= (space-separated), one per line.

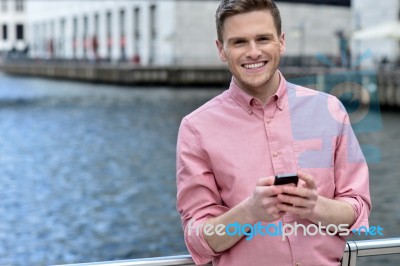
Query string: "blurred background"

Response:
xmin=0 ymin=0 xmax=399 ymax=265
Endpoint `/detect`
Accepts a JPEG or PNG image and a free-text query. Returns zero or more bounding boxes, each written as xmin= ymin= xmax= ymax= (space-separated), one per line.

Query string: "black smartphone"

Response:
xmin=274 ymin=173 xmax=298 ymax=186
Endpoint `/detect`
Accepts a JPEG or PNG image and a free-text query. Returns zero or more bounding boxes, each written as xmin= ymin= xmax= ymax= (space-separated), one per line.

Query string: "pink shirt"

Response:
xmin=176 ymin=73 xmax=371 ymax=266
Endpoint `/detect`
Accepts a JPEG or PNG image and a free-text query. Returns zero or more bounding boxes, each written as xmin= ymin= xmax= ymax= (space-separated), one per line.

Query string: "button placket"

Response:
xmin=264 ymin=105 xmax=283 ymax=173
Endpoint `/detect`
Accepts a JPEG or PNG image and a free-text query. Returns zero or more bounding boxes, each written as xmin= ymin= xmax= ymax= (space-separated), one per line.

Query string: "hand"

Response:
xmin=244 ymin=176 xmax=286 ymax=223
xmin=276 ymin=171 xmax=318 ymax=220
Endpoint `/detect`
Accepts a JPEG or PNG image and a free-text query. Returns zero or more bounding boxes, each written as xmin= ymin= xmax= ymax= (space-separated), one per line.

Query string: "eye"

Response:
xmin=258 ymin=37 xmax=270 ymax=43
xmin=233 ymin=39 xmax=246 ymax=46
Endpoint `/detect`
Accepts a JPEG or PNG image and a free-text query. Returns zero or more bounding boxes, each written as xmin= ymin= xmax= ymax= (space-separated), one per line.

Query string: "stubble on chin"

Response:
xmin=236 ymin=72 xmax=273 ymax=91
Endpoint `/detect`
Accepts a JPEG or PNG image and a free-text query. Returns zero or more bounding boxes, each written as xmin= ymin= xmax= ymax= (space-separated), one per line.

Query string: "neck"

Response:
xmin=234 ymin=70 xmax=281 ymax=105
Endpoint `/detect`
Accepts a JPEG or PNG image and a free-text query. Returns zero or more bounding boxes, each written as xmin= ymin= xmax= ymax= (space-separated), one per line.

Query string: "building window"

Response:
xmin=119 ymin=9 xmax=125 ymax=34
xmin=1 ymin=0 xmax=7 ymax=12
xmin=50 ymin=20 xmax=55 ymax=56
xmin=73 ymin=17 xmax=78 ymax=58
xmin=16 ymin=24 xmax=24 ymax=40
xmin=73 ymin=17 xmax=78 ymax=38
xmin=83 ymin=15 xmax=88 ymax=58
xmin=94 ymin=13 xmax=99 ymax=37
xmin=59 ymin=18 xmax=65 ymax=56
xmin=150 ymin=5 xmax=156 ymax=39
xmin=149 ymin=5 xmax=156 ymax=64
xmin=119 ymin=9 xmax=126 ymax=60
xmin=2 ymin=24 xmax=7 ymax=40
xmin=133 ymin=7 xmax=140 ymax=63
xmin=15 ymin=0 xmax=23 ymax=12
xmin=106 ymin=11 xmax=112 ymax=59
xmin=134 ymin=7 xmax=140 ymax=42
xmin=93 ymin=13 xmax=99 ymax=58
xmin=42 ymin=22 xmax=47 ymax=54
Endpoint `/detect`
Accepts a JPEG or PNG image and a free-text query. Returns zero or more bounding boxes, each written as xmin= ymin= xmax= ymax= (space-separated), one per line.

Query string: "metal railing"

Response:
xmin=54 ymin=255 xmax=202 ymax=266
xmin=55 ymin=238 xmax=400 ymax=266
xmin=341 ymin=238 xmax=400 ymax=266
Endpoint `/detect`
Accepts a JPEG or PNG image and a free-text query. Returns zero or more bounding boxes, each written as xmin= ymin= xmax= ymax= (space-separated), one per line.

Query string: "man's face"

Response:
xmin=216 ymin=10 xmax=285 ymax=95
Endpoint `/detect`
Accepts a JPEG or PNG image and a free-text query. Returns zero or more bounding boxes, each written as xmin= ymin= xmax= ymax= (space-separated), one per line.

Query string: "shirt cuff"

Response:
xmin=184 ymin=206 xmax=229 ymax=265
xmin=337 ymin=196 xmax=370 ymax=232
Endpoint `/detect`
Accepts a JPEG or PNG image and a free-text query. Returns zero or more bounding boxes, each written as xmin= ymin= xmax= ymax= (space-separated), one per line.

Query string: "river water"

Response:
xmin=0 ymin=73 xmax=398 ymax=265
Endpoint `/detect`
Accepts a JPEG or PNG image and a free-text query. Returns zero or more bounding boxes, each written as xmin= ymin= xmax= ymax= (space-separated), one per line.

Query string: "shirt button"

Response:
xmin=266 ymin=119 xmax=271 ymax=124
xmin=295 ymin=262 xmax=301 ymax=266
xmin=272 ymin=152 xmax=278 ymax=158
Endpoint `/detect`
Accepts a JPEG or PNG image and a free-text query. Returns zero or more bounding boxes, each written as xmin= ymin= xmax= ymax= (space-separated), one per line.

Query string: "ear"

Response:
xmin=279 ymin=32 xmax=286 ymax=55
xmin=216 ymin=40 xmax=227 ymax=62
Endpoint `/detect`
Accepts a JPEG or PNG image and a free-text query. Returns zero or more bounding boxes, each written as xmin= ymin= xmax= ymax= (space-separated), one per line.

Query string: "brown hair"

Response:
xmin=215 ymin=0 xmax=282 ymax=42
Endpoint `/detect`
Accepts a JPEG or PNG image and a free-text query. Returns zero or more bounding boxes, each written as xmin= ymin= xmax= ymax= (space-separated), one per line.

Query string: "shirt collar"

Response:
xmin=228 ymin=78 xmax=254 ymax=115
xmin=228 ymin=70 xmax=288 ymax=114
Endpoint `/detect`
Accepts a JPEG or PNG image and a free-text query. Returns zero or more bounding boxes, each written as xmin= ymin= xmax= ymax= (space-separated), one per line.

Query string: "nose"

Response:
xmin=246 ymin=41 xmax=262 ymax=60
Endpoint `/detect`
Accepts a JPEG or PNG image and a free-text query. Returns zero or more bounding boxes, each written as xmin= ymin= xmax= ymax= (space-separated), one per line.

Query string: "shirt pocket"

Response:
xmin=292 ymin=140 xmax=335 ymax=198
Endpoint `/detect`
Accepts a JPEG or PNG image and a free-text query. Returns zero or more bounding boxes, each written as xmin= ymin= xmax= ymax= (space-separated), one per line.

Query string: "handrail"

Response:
xmin=341 ymin=238 xmax=400 ymax=266
xmin=53 ymin=255 xmax=205 ymax=266
xmin=54 ymin=238 xmax=400 ymax=266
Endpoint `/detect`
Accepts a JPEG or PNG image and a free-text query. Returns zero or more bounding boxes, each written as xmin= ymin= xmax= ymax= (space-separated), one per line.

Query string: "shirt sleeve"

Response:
xmin=176 ymin=118 xmax=229 ymax=265
xmin=332 ymin=100 xmax=372 ymax=232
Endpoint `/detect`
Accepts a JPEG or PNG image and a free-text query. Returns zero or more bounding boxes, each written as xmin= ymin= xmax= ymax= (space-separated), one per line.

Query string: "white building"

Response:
xmin=0 ymin=0 xmax=27 ymax=54
xmin=26 ymin=0 xmax=175 ymax=65
xmin=352 ymin=0 xmax=400 ymax=67
xmin=25 ymin=0 xmax=351 ymax=66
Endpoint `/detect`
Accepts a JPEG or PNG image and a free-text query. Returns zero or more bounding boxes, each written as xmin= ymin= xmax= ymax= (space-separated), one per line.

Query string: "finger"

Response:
xmin=276 ymin=202 xmax=296 ymax=212
xmin=256 ymin=186 xmax=283 ymax=197
xmin=256 ymin=176 xmax=275 ymax=186
xmin=276 ymin=203 xmax=307 ymax=216
xmin=298 ymin=171 xmax=317 ymax=189
xmin=274 ymin=183 xmax=296 ymax=193
xmin=274 ymin=183 xmax=296 ymax=188
xmin=277 ymin=193 xmax=310 ymax=207
xmin=281 ymin=186 xmax=313 ymax=199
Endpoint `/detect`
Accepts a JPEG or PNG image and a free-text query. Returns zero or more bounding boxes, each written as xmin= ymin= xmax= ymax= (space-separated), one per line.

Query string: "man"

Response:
xmin=176 ymin=0 xmax=371 ymax=265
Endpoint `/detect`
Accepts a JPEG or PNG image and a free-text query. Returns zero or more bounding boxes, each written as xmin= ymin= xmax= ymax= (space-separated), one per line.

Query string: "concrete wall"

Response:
xmin=279 ymin=3 xmax=351 ymax=57
xmin=174 ymin=1 xmax=222 ymax=66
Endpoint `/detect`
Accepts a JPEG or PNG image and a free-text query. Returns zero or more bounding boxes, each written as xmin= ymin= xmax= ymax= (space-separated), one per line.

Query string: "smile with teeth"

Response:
xmin=243 ymin=61 xmax=267 ymax=69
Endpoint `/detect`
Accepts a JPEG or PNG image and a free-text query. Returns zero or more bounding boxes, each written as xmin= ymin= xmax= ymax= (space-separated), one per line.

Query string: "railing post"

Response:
xmin=347 ymin=241 xmax=358 ymax=266
xmin=341 ymin=242 xmax=350 ymax=266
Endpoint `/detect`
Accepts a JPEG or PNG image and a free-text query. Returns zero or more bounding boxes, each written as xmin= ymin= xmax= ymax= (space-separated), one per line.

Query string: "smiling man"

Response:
xmin=176 ymin=1 xmax=371 ymax=265
xmin=216 ymin=4 xmax=284 ymax=104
